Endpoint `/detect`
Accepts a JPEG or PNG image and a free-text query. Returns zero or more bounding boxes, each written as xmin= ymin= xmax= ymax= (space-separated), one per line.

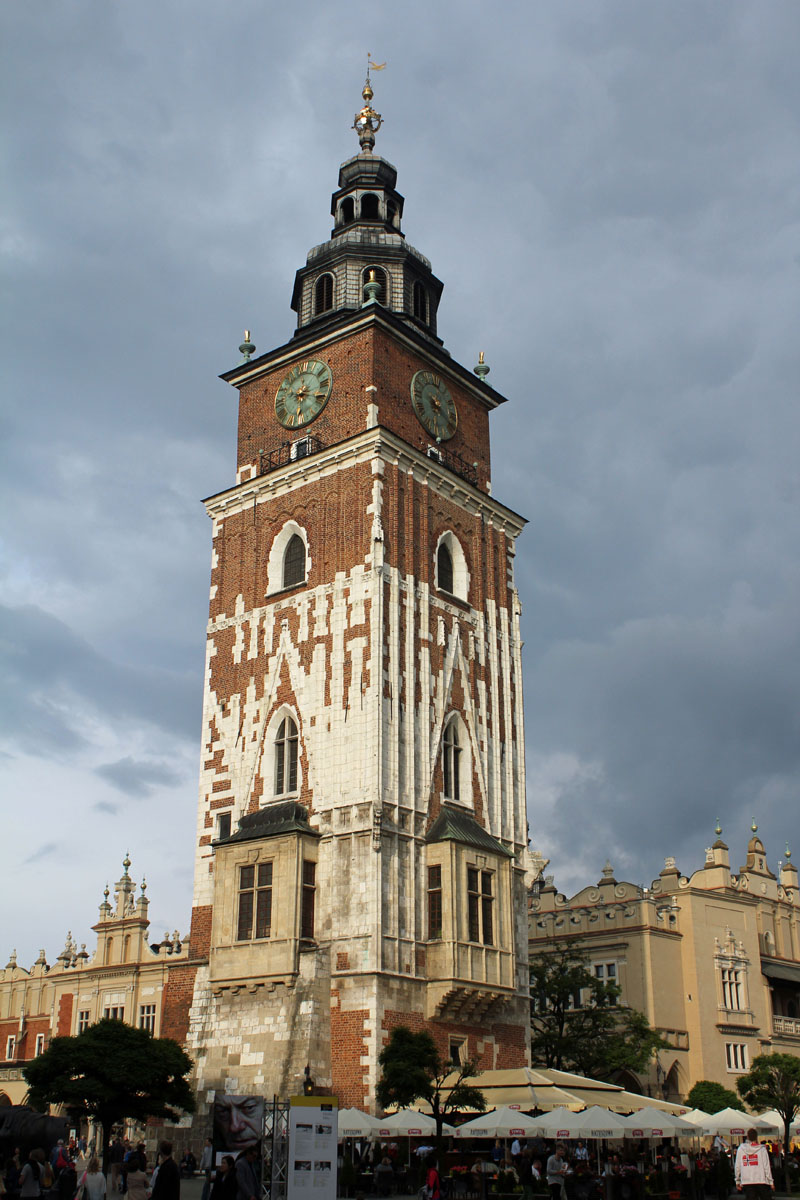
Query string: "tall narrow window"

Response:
xmin=413 ymin=280 xmax=428 ymax=323
xmin=139 ymin=1005 xmax=156 ymax=1034
xmin=5 ymin=1037 xmax=15 ymax=1061
xmin=315 ymin=273 xmax=333 ymax=314
xmin=427 ymin=865 xmax=443 ymax=939
xmin=443 ymin=718 xmax=462 ymax=802
xmin=237 ymin=862 xmax=273 ymax=940
xmin=77 ymin=1011 xmax=90 ymax=1033
xmin=340 ymin=197 xmax=355 ymax=224
xmin=275 ymin=715 xmax=299 ymax=795
xmin=217 ymin=811 xmax=232 ymax=841
xmin=283 ymin=535 xmax=306 ymax=588
xmin=301 ymin=861 xmax=316 ymax=939
xmin=362 ymin=267 xmax=387 ymax=305
xmin=437 ymin=542 xmax=454 ymax=593
xmin=721 ymin=968 xmax=742 ymax=1010
xmin=467 ymin=867 xmax=494 ymax=945
xmin=34 ymin=1034 xmax=45 ymax=1056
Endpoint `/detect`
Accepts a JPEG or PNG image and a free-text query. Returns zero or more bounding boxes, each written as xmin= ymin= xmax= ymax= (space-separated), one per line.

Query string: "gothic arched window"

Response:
xmin=274 ymin=715 xmax=299 ymax=795
xmin=283 ymin=535 xmax=306 ymax=589
xmin=443 ymin=717 xmax=462 ymax=803
xmin=315 ymin=273 xmax=334 ymax=314
xmin=360 ymin=193 xmax=380 ymax=220
xmin=437 ymin=541 xmax=454 ymax=594
xmin=362 ymin=266 xmax=387 ymax=306
xmin=413 ymin=280 xmax=428 ymax=323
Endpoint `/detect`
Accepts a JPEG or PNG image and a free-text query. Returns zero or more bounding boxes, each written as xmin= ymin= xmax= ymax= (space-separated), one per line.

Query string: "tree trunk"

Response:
xmin=783 ymin=1118 xmax=792 ymax=1194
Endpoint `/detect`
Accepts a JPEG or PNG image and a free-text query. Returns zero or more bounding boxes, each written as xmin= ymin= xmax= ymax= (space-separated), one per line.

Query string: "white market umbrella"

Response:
xmin=758 ymin=1109 xmax=800 ymax=1135
xmin=622 ymin=1110 xmax=698 ymax=1138
xmin=702 ymin=1109 xmax=773 ymax=1137
xmin=680 ymin=1109 xmax=712 ymax=1126
xmin=530 ymin=1107 xmax=588 ymax=1137
xmin=377 ymin=1109 xmax=455 ymax=1136
xmin=455 ymin=1107 xmax=541 ymax=1138
xmin=568 ymin=1106 xmax=630 ymax=1138
xmin=338 ymin=1108 xmax=383 ymax=1138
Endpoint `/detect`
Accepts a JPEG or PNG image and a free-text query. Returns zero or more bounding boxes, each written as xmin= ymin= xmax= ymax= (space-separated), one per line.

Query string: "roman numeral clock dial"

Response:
xmin=274 ymin=360 xmax=333 ymax=428
xmin=410 ymin=370 xmax=458 ymax=441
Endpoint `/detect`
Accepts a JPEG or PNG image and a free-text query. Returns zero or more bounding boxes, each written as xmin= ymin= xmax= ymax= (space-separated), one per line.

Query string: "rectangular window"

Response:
xmin=217 ymin=811 xmax=232 ymax=841
xmin=78 ymin=1010 xmax=90 ymax=1033
xmin=427 ymin=865 xmax=443 ymax=940
xmin=721 ymin=968 xmax=742 ymax=1011
xmin=34 ymin=1034 xmax=45 ymax=1056
xmin=5 ymin=1036 xmax=15 ymax=1060
xmin=449 ymin=1038 xmax=465 ymax=1066
xmin=467 ymin=867 xmax=494 ymax=945
xmin=139 ymin=1005 xmax=156 ymax=1035
xmin=103 ymin=1006 xmax=124 ymax=1021
xmin=301 ymin=861 xmax=316 ymax=940
xmin=725 ymin=1042 xmax=748 ymax=1071
xmin=237 ymin=863 xmax=273 ymax=941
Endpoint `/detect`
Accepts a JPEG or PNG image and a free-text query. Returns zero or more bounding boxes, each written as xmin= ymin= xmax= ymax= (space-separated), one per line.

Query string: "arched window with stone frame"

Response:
xmin=274 ymin=713 xmax=299 ymax=796
xmin=443 ymin=715 xmax=462 ymax=803
xmin=435 ymin=531 xmax=469 ymax=601
xmin=283 ymin=534 xmax=306 ymax=589
xmin=314 ymin=272 xmax=334 ymax=315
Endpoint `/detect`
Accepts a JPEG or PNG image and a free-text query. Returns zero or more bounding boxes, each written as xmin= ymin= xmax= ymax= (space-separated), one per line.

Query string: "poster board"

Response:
xmin=288 ymin=1096 xmax=338 ymax=1200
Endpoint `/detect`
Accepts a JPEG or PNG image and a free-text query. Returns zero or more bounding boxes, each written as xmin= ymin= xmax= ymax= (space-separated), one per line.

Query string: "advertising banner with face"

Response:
xmin=213 ymin=1094 xmax=265 ymax=1154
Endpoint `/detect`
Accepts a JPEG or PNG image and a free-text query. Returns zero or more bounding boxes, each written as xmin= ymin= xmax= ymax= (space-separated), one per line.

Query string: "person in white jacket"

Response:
xmin=734 ymin=1130 xmax=774 ymax=1199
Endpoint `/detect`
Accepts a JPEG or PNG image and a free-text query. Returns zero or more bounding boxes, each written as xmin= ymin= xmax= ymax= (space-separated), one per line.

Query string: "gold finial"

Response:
xmin=478 ymin=351 xmax=485 ymax=364
xmin=353 ymin=57 xmax=384 ymax=153
xmin=715 ymin=818 xmax=722 ymax=837
xmin=751 ymin=817 xmax=758 ymax=833
xmin=786 ymin=843 xmax=792 ymax=861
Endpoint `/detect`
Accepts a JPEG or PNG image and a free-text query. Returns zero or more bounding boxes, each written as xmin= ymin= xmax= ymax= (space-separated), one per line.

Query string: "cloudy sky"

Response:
xmin=3 ymin=1 xmax=799 ymax=964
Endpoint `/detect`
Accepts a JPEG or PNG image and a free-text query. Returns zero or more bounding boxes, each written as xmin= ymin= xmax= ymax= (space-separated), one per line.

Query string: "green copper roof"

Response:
xmin=426 ymin=806 xmax=513 ymax=858
xmin=216 ymin=801 xmax=320 ymax=845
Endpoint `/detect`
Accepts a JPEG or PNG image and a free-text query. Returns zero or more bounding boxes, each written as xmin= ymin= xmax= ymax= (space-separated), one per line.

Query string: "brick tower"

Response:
xmin=180 ymin=76 xmax=534 ymax=1117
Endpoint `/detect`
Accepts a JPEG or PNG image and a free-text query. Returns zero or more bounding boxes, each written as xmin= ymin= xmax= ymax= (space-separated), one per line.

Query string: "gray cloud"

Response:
xmin=95 ymin=756 xmax=183 ymax=798
xmin=2 ymin=0 xmax=799 ymax=958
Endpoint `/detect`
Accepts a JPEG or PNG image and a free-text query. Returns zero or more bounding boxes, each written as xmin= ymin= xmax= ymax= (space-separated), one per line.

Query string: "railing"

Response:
xmin=426 ymin=444 xmax=479 ymax=487
xmin=257 ymin=435 xmax=325 ymax=476
xmin=773 ymin=1014 xmax=800 ymax=1036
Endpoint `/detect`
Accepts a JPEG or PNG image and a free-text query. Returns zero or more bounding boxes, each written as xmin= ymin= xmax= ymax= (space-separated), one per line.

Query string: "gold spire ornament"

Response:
xmin=353 ymin=56 xmax=384 ymax=153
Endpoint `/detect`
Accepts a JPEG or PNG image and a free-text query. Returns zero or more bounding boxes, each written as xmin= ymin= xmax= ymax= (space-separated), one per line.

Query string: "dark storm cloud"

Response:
xmin=1 ymin=0 xmax=799 ymax=957
xmin=95 ymin=756 xmax=183 ymax=798
xmin=0 ymin=603 xmax=200 ymax=756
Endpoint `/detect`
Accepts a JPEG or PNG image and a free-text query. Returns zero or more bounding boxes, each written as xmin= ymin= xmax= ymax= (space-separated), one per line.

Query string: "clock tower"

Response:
xmin=178 ymin=76 xmax=534 ymax=1115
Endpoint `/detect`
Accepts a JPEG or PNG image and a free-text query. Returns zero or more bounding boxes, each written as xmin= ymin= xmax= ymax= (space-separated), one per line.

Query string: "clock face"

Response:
xmin=410 ymin=370 xmax=458 ymax=441
xmin=274 ymin=359 xmax=333 ymax=429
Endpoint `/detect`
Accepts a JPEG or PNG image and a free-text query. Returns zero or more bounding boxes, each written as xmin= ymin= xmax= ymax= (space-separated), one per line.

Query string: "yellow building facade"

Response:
xmin=0 ymin=856 xmax=187 ymax=1108
xmin=528 ymin=824 xmax=800 ymax=1100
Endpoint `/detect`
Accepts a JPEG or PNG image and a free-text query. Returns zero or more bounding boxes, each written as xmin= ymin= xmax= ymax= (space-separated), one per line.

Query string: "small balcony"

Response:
xmin=426 ymin=444 xmax=479 ymax=488
xmin=773 ymin=1014 xmax=800 ymax=1038
xmin=257 ymin=436 xmax=325 ymax=476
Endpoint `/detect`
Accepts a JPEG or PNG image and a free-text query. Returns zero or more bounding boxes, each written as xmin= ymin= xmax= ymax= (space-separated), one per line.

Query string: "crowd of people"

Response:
xmin=1 ymin=1139 xmax=181 ymax=1200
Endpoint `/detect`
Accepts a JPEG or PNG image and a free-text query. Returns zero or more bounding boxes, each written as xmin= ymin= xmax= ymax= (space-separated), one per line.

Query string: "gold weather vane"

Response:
xmin=353 ymin=54 xmax=385 ymax=153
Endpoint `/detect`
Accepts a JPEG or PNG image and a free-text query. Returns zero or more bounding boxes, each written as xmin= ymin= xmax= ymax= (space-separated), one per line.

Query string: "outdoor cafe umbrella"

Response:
xmin=701 ymin=1109 xmax=774 ymax=1137
xmin=622 ymin=1110 xmax=698 ymax=1138
xmin=758 ymin=1109 xmax=800 ymax=1135
xmin=530 ymin=1107 xmax=588 ymax=1138
xmin=680 ymin=1109 xmax=711 ymax=1127
xmin=376 ymin=1109 xmax=456 ymax=1136
xmin=338 ymin=1108 xmax=383 ymax=1138
xmin=567 ymin=1106 xmax=630 ymax=1138
xmin=455 ymin=1107 xmax=541 ymax=1139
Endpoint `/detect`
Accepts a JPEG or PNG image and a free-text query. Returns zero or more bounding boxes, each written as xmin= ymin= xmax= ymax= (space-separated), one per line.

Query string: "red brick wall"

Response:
xmin=189 ymin=905 xmax=213 ymax=959
xmin=330 ymin=990 xmax=370 ymax=1109
xmin=160 ymin=964 xmax=199 ymax=1045
xmin=381 ymin=1009 xmax=527 ymax=1072
xmin=57 ymin=993 xmax=74 ymax=1037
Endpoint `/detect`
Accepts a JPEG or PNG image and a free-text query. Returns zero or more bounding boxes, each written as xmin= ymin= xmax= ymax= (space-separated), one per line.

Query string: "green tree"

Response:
xmin=686 ymin=1080 xmax=744 ymax=1114
xmin=23 ymin=1019 xmax=195 ymax=1169
xmin=375 ymin=1026 xmax=486 ymax=1144
xmin=529 ymin=941 xmax=666 ymax=1080
xmin=737 ymin=1053 xmax=800 ymax=1192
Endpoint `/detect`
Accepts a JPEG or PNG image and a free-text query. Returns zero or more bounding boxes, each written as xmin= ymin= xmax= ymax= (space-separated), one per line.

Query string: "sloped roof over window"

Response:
xmin=762 ymin=959 xmax=800 ymax=985
xmin=216 ymin=801 xmax=320 ymax=845
xmin=426 ymin=806 xmax=513 ymax=858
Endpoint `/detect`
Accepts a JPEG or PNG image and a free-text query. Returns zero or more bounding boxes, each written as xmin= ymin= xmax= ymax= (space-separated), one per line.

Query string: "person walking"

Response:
xmin=78 ymin=1158 xmax=105 ymax=1200
xmin=546 ymin=1145 xmax=568 ymax=1200
xmin=210 ymin=1158 xmax=236 ymax=1200
xmin=19 ymin=1152 xmax=42 ymax=1200
xmin=124 ymin=1161 xmax=149 ymax=1200
xmin=735 ymin=1131 xmax=774 ymax=1200
xmin=150 ymin=1144 xmax=180 ymax=1200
